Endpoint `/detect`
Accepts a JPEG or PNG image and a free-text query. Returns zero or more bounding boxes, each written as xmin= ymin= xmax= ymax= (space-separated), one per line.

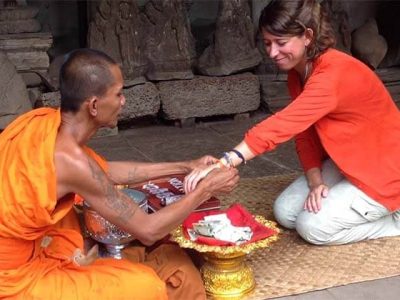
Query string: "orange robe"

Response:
xmin=0 ymin=108 xmax=174 ymax=299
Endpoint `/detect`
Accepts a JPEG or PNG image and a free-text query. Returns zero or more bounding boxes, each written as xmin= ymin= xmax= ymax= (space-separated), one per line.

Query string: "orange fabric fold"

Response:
xmin=0 ymin=108 xmax=167 ymax=299
xmin=124 ymin=244 xmax=207 ymax=300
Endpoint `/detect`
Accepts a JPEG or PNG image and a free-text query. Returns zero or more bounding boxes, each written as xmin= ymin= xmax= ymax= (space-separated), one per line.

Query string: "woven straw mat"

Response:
xmin=218 ymin=173 xmax=400 ymax=299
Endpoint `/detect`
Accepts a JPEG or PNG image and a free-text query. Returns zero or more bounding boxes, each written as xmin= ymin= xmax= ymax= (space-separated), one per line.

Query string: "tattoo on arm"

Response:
xmin=87 ymin=158 xmax=139 ymax=222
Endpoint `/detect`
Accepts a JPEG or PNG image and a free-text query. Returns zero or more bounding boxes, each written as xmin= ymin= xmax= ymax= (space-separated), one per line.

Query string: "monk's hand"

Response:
xmin=188 ymin=155 xmax=219 ymax=170
xmin=184 ymin=163 xmax=220 ymax=194
xmin=198 ymin=167 xmax=239 ymax=196
xmin=304 ymin=183 xmax=329 ymax=213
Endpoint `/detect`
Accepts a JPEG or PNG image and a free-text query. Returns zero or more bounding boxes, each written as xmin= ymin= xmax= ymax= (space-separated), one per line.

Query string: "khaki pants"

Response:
xmin=273 ymin=159 xmax=400 ymax=245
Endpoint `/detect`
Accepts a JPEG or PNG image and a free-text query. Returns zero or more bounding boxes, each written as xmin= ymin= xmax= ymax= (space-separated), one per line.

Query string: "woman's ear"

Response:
xmin=305 ymin=28 xmax=314 ymax=46
xmin=88 ymin=97 xmax=98 ymax=117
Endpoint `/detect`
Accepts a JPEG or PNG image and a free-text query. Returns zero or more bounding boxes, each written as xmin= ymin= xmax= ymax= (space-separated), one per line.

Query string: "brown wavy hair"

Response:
xmin=258 ymin=0 xmax=336 ymax=60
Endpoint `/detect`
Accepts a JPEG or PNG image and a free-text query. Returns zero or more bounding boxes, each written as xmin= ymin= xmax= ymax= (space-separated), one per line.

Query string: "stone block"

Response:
xmin=0 ymin=51 xmax=32 ymax=129
xmin=0 ymin=32 xmax=52 ymax=51
xmin=0 ymin=6 xmax=39 ymax=21
xmin=158 ymin=72 xmax=260 ymax=120
xmin=351 ymin=18 xmax=387 ymax=69
xmin=0 ymin=19 xmax=41 ymax=34
xmin=94 ymin=127 xmax=118 ymax=138
xmin=39 ymin=91 xmax=60 ymax=108
xmin=258 ymin=73 xmax=291 ymax=112
xmin=197 ymin=0 xmax=262 ymax=76
xmin=40 ymin=83 xmax=161 ymax=122
xmin=21 ymin=72 xmax=42 ymax=87
xmin=0 ymin=32 xmax=52 ymax=78
xmin=119 ymin=82 xmax=160 ymax=121
xmin=6 ymin=50 xmax=49 ymax=71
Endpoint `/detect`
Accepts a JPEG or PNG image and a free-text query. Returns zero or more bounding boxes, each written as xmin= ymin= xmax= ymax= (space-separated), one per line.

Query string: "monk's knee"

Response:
xmin=152 ymin=245 xmax=206 ymax=300
xmin=132 ymin=270 xmax=167 ymax=300
xmin=166 ymin=264 xmax=206 ymax=300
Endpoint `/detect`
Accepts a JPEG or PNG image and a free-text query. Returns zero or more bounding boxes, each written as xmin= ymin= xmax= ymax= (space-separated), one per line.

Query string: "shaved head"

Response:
xmin=60 ymin=48 xmax=119 ymax=113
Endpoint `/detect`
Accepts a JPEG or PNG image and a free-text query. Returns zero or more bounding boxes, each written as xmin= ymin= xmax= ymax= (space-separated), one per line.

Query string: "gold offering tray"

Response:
xmin=171 ymin=216 xmax=280 ymax=299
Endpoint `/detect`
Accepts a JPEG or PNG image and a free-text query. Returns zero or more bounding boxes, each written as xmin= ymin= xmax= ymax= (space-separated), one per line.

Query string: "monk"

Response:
xmin=0 ymin=48 xmax=239 ymax=299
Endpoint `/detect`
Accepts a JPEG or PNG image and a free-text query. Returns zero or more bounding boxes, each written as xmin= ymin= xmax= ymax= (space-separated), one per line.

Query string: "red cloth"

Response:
xmin=182 ymin=204 xmax=277 ymax=246
xmin=244 ymin=49 xmax=400 ymax=211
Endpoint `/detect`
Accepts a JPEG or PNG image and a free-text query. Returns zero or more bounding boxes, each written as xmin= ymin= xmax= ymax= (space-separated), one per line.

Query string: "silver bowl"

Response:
xmin=83 ymin=188 xmax=147 ymax=259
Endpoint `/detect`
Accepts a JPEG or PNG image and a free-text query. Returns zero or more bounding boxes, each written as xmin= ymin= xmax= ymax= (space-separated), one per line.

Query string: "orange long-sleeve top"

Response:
xmin=245 ymin=49 xmax=400 ymax=211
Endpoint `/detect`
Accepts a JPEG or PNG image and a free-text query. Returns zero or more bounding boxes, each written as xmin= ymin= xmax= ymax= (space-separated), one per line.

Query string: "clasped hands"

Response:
xmin=185 ymin=155 xmax=238 ymax=195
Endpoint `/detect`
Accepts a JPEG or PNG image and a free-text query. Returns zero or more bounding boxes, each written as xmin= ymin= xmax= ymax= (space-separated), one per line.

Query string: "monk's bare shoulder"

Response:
xmin=54 ymin=134 xmax=90 ymax=198
xmin=54 ymin=133 xmax=141 ymax=225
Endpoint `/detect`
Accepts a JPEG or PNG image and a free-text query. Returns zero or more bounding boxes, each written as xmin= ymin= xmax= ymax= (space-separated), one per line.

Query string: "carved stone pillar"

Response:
xmin=88 ymin=0 xmax=147 ymax=85
xmin=197 ymin=0 xmax=262 ymax=76
xmin=325 ymin=0 xmax=352 ymax=54
xmin=142 ymin=0 xmax=195 ymax=81
xmin=0 ymin=51 xmax=32 ymax=129
xmin=0 ymin=5 xmax=40 ymax=34
xmin=0 ymin=3 xmax=52 ymax=78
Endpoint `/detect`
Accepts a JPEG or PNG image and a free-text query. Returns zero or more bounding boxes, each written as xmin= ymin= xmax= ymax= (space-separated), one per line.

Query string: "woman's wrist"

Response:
xmin=305 ymin=167 xmax=323 ymax=189
xmin=218 ymin=149 xmax=246 ymax=168
xmin=308 ymin=181 xmax=324 ymax=189
xmin=230 ymin=149 xmax=246 ymax=165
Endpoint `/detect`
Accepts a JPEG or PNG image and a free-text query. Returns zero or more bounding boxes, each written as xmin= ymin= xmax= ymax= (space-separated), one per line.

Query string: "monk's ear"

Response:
xmin=88 ymin=97 xmax=98 ymax=117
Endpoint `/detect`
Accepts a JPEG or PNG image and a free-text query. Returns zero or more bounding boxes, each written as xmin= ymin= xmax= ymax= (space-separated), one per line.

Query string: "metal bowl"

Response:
xmin=83 ymin=188 xmax=147 ymax=258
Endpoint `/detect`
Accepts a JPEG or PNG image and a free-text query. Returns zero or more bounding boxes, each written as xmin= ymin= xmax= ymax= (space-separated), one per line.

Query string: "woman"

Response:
xmin=185 ymin=0 xmax=400 ymax=245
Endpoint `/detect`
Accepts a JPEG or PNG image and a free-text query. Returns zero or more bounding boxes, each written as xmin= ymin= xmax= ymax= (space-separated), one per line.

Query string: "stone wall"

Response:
xmin=39 ymin=0 xmax=262 ymax=125
xmin=2 ymin=0 xmax=400 ymax=131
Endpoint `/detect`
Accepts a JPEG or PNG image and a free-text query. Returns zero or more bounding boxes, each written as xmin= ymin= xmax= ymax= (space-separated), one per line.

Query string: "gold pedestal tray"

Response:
xmin=171 ymin=216 xmax=279 ymax=299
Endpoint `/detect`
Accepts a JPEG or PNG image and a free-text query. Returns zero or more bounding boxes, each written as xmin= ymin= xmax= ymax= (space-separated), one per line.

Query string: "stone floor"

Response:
xmin=88 ymin=109 xmax=400 ymax=300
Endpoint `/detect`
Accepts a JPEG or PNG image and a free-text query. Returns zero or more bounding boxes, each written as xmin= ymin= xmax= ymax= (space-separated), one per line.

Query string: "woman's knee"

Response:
xmin=273 ymin=188 xmax=307 ymax=229
xmin=273 ymin=199 xmax=296 ymax=229
xmin=295 ymin=212 xmax=331 ymax=245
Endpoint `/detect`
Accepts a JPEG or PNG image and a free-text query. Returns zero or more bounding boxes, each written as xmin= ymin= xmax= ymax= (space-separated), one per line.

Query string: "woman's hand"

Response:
xmin=304 ymin=183 xmax=329 ymax=213
xmin=184 ymin=163 xmax=221 ymax=194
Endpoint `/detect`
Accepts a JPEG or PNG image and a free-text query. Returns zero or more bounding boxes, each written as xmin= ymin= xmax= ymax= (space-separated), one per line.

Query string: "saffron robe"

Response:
xmin=0 ymin=108 xmax=205 ymax=299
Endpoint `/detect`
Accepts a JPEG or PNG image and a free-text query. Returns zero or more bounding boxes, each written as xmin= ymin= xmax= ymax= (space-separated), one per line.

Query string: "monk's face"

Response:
xmin=96 ymin=65 xmax=125 ymax=128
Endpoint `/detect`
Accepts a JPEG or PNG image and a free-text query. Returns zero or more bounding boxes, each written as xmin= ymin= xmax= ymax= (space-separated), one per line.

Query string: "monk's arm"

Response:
xmin=106 ymin=155 xmax=217 ymax=185
xmin=67 ymin=156 xmax=238 ymax=246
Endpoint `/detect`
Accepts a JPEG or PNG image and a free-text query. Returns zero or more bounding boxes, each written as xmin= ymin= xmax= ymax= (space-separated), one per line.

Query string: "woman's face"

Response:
xmin=262 ymin=29 xmax=311 ymax=72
